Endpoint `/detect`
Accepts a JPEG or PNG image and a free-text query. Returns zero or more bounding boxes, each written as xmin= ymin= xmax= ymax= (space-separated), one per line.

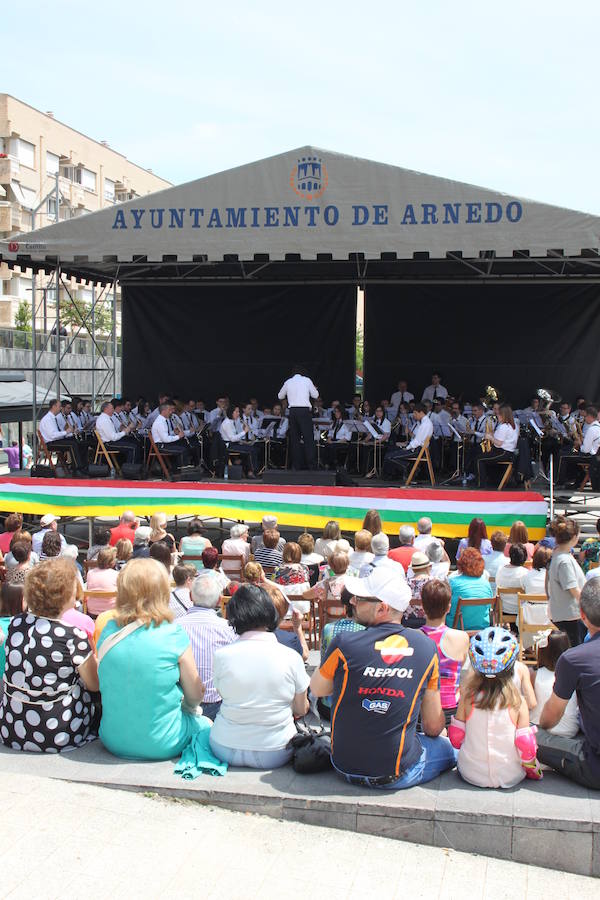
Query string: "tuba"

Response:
xmin=483 ymin=385 xmax=498 ymax=409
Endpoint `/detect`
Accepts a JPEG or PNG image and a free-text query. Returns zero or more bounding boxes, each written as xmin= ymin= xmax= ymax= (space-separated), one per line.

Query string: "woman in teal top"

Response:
xmin=447 ymin=547 xmax=494 ymax=631
xmin=98 ymin=558 xmax=205 ymax=760
xmin=178 ymin=518 xmax=212 ymax=571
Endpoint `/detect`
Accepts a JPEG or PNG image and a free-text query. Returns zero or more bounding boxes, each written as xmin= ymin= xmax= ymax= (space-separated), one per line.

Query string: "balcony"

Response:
xmin=0 ymin=156 xmax=20 ymax=184
xmin=0 ymin=201 xmax=22 ymax=233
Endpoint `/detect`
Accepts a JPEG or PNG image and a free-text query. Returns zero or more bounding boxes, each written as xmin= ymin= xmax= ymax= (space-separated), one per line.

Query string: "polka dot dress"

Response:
xmin=0 ymin=614 xmax=96 ymax=753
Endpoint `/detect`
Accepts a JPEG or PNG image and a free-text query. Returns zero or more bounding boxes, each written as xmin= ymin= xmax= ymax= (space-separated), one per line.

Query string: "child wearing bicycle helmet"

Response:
xmin=448 ymin=627 xmax=543 ymax=788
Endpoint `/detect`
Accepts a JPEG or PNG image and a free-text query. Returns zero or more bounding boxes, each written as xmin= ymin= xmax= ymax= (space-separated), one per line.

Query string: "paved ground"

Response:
xmin=0 ymin=772 xmax=596 ymax=900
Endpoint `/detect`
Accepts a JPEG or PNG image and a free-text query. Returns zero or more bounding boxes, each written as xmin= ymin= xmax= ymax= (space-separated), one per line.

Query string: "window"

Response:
xmin=20 ymin=185 xmax=37 ymax=209
xmin=60 ymin=165 xmax=74 ymax=182
xmin=46 ymin=151 xmax=60 ymax=175
xmin=81 ymin=167 xmax=96 ymax=192
xmin=104 ymin=178 xmax=115 ymax=202
xmin=47 ymin=197 xmax=57 ymax=220
xmin=17 ymin=139 xmax=35 ymax=168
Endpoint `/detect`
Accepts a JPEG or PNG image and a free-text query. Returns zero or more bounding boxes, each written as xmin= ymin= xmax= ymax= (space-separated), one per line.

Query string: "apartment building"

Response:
xmin=0 ymin=94 xmax=170 ymax=326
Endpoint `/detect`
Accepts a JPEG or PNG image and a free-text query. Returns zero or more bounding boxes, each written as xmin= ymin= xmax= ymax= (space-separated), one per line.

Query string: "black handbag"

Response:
xmin=287 ymin=722 xmax=332 ymax=773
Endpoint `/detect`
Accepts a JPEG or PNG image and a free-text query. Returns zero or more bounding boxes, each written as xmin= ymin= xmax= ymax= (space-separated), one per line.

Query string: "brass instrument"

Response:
xmin=483 ymin=385 xmax=498 ymax=409
xmin=480 ymin=416 xmax=495 ymax=453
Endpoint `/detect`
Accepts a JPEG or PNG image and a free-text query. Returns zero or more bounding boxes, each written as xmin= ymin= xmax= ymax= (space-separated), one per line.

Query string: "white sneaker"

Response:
xmin=465 ymin=474 xmax=475 ymax=482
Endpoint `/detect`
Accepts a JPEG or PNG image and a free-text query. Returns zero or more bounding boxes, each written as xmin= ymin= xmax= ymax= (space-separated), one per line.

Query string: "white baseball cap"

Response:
xmin=344 ymin=568 xmax=412 ymax=613
xmin=40 ymin=514 xmax=60 ymax=527
xmin=262 ymin=515 xmax=278 ymax=528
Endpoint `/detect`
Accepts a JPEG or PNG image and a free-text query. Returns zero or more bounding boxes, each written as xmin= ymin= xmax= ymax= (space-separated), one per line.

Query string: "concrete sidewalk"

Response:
xmin=0 ymin=772 xmax=597 ymax=900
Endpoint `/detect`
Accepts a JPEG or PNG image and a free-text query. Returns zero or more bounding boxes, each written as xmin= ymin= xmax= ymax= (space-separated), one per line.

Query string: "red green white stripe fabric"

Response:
xmin=0 ymin=478 xmax=547 ymax=539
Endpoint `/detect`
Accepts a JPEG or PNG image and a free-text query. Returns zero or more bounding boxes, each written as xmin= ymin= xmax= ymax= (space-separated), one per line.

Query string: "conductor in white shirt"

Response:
xmin=382 ymin=403 xmax=434 ymax=481
xmin=278 ymin=367 xmax=319 ymax=469
xmin=96 ymin=400 xmax=141 ymax=464
xmin=38 ymin=399 xmax=89 ymax=474
xmin=421 ymin=372 xmax=448 ymax=404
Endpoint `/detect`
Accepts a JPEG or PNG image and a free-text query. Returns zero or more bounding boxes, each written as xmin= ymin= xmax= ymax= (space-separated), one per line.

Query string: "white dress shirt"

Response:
xmin=39 ymin=411 xmax=69 ymax=443
xmin=220 ymin=417 xmax=246 ymax=444
xmin=581 ymin=421 xmax=600 ymax=455
xmin=431 ymin=409 xmax=452 ymax=438
xmin=364 ymin=417 xmax=391 ymax=440
xmin=278 ymin=374 xmax=319 ymax=408
xmin=268 ymin=418 xmax=288 ymax=439
xmin=145 ymin=407 xmax=161 ymax=428
xmin=96 ymin=412 xmax=126 ymax=443
xmin=327 ymin=422 xmax=352 ymax=442
xmin=390 ymin=390 xmax=414 ymax=407
xmin=494 ymin=423 xmax=519 ymax=452
xmin=421 ymin=383 xmax=448 ymax=403
xmin=407 ymin=416 xmax=434 ymax=450
xmin=152 ymin=414 xmax=179 ymax=444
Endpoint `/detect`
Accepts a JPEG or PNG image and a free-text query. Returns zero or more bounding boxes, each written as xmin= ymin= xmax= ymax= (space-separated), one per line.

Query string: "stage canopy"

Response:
xmin=2 ymin=146 xmax=600 ymax=278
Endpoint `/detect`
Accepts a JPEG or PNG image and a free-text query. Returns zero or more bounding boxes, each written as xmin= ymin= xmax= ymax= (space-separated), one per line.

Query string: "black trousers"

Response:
xmin=105 ymin=439 xmax=141 ymax=465
xmin=477 ymin=449 xmax=514 ymax=488
xmin=536 ymin=729 xmax=600 ymax=790
xmin=557 ymin=451 xmax=594 ymax=485
xmin=47 ymin=438 xmax=88 ymax=472
xmin=322 ymin=441 xmax=349 ymax=470
xmin=382 ymin=446 xmax=417 ymax=480
xmin=553 ymin=618 xmax=587 ymax=647
xmin=158 ymin=439 xmax=191 ymax=467
xmin=289 ymin=407 xmax=315 ymax=469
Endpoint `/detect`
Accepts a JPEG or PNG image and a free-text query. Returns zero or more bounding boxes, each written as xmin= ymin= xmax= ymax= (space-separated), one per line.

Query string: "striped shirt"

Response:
xmin=179 ymin=607 xmax=237 ymax=703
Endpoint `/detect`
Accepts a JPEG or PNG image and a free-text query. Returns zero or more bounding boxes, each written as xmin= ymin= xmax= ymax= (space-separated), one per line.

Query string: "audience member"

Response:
xmin=132 ymin=525 xmax=152 ymax=559
xmin=87 ymin=527 xmax=111 ymax=561
xmin=388 ymin=525 xmax=417 ymax=572
xmin=86 ymin=547 xmax=118 ymax=592
xmin=32 ymin=514 xmax=66 ymax=557
xmin=267 ymin=587 xmax=309 ymax=661
xmin=414 ymin=517 xmax=436 ymax=551
xmin=109 ymin=511 xmax=138 ymax=547
xmin=537 ymin=578 xmax=600 ymax=788
xmin=504 ymin=521 xmax=535 ymax=561
xmin=179 ymin=575 xmax=237 ymax=720
xmin=98 ymin=558 xmax=205 ymax=760
xmin=297 ymin=532 xmax=324 ymax=566
xmin=547 ymin=516 xmax=586 ymax=646
xmin=303 ymin=551 xmax=348 ymax=605
xmin=578 ymin=519 xmax=600 ymax=574
xmin=361 ymin=509 xmax=382 ymax=537
xmin=197 ymin=547 xmax=230 ymax=593
xmin=4 ymin=531 xmax=38 ymax=569
xmin=447 ymin=548 xmax=494 ymax=631
xmin=348 ymin=530 xmax=374 ymax=574
xmin=209 ymin=585 xmax=309 ymax=768
xmin=253 ymin=529 xmax=284 ymax=569
xmin=405 ymin=551 xmax=437 ymax=627
xmin=273 ymin=543 xmax=310 ymax=611
xmin=523 ymin=545 xmax=552 ymax=595
xmin=41 ymin=530 xmax=63 ymax=560
xmin=61 ymin=580 xmax=95 ymax=643
xmin=0 ymin=558 xmax=98 ymax=752
xmin=169 ymin=564 xmax=196 ymax=618
xmin=314 ymin=520 xmax=341 ymax=559
xmin=450 ymin=627 xmax=542 ymax=787
xmin=495 ymin=543 xmax=529 ymax=614
xmin=361 ymin=532 xmax=406 ymax=578
xmin=421 ymin=580 xmax=469 ymax=723
xmin=149 ymin=541 xmax=173 ymax=573
xmin=251 ymin=515 xmax=285 ymax=554
xmin=456 ymin=518 xmax=492 ymax=560
xmin=0 ymin=513 xmax=23 ymax=555
xmin=484 ymin=531 xmax=509 ymax=579
xmin=115 ymin=538 xmax=133 ymax=570
xmin=530 ymin=632 xmax=579 ymax=737
xmin=221 ymin=523 xmax=251 ymax=577
xmin=425 ymin=540 xmax=450 ymax=579
xmin=311 ymin=568 xmax=456 ymax=788
xmin=4 ymin=541 xmax=33 ymax=585
xmin=148 ymin=512 xmax=175 ymax=551
xmin=179 ymin=518 xmax=212 ymax=569
xmin=316 ymin=587 xmax=365 ymax=720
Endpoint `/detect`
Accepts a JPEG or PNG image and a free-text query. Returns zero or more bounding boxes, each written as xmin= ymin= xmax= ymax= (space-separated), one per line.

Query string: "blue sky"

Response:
xmin=4 ymin=0 xmax=599 ymax=213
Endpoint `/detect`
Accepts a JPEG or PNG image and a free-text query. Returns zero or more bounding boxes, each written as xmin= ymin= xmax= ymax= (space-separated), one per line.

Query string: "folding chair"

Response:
xmin=36 ymin=429 xmax=71 ymax=472
xmin=405 ymin=436 xmax=435 ymax=487
xmin=94 ymin=431 xmax=122 ymax=476
xmin=451 ymin=596 xmax=494 ymax=635
xmin=497 ymin=461 xmax=514 ymax=491
xmin=576 ymin=461 xmax=591 ymax=490
xmin=218 ymin=553 xmax=245 ymax=581
xmin=496 ymin=587 xmax=518 ymax=628
xmin=146 ymin=432 xmax=173 ymax=481
xmin=317 ymin=594 xmax=347 ymax=647
xmin=517 ymin=593 xmax=556 ymax=663
xmin=219 ymin=594 xmax=231 ymax=618
xmin=82 ymin=589 xmax=117 ymax=617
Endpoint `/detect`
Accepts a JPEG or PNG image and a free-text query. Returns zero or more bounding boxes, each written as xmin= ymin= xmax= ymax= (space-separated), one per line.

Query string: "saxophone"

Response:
xmin=480 ymin=416 xmax=495 ymax=454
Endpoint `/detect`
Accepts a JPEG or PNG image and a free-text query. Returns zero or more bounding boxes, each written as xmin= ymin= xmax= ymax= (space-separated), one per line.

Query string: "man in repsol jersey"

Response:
xmin=311 ymin=569 xmax=457 ymax=788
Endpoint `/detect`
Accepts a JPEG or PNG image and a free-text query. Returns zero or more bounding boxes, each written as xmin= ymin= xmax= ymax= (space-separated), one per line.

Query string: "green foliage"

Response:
xmin=60 ymin=296 xmax=113 ymax=335
xmin=14 ymin=299 xmax=32 ymax=333
xmin=356 ymin=326 xmax=364 ymax=372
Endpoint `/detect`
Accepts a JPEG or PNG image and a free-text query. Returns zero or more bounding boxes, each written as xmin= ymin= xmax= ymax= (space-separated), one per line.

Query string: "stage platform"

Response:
xmin=0 ymin=741 xmax=597 ymax=877
xmin=0 ymin=476 xmax=548 ymax=540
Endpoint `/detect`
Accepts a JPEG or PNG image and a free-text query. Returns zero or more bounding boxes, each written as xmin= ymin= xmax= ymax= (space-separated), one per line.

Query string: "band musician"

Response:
xmin=556 ymin=406 xmax=600 ymax=488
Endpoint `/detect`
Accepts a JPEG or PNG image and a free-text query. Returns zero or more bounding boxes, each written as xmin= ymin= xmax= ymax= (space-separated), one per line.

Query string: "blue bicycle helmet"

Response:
xmin=469 ymin=626 xmax=518 ymax=678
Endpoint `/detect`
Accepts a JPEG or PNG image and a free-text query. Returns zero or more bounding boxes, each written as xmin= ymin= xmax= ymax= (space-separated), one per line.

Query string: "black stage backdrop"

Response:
xmin=122 ymin=284 xmax=356 ymax=406
xmin=364 ymin=283 xmax=600 ymax=408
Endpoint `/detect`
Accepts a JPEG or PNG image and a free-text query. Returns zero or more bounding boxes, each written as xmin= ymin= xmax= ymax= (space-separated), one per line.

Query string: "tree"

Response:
xmin=356 ymin=326 xmax=364 ymax=373
xmin=59 ymin=296 xmax=113 ymax=335
xmin=14 ymin=299 xmax=32 ymax=333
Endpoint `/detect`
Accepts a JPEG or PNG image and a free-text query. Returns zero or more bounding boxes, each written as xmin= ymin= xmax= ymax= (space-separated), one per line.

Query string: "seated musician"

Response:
xmin=476 ymin=404 xmax=519 ymax=488
xmin=150 ymin=401 xmax=191 ymax=468
xmin=322 ymin=406 xmax=352 ymax=470
xmin=464 ymin=401 xmax=491 ymax=479
xmin=39 ymin=398 xmax=89 ymax=475
xmin=382 ymin=403 xmax=433 ymax=481
xmin=557 ymin=405 xmax=600 ymax=487
xmin=362 ymin=404 xmax=391 ymax=477
xmin=542 ymin=400 xmax=576 ymax=474
xmin=263 ymin=402 xmax=288 ymax=467
xmin=97 ymin=400 xmax=141 ymax=464
xmin=448 ymin=400 xmax=469 ymax=472
xmin=219 ymin=404 xmax=260 ymax=478
xmin=249 ymin=397 xmax=264 ymax=424
xmin=430 ymin=398 xmax=452 ymax=471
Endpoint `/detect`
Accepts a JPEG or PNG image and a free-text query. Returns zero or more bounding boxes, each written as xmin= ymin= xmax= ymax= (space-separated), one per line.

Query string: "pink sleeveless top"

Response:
xmin=421 ymin=624 xmax=462 ymax=709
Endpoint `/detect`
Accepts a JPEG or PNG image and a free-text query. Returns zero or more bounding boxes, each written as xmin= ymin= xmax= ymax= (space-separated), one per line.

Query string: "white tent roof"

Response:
xmin=2 ymin=146 xmax=600 ymax=263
